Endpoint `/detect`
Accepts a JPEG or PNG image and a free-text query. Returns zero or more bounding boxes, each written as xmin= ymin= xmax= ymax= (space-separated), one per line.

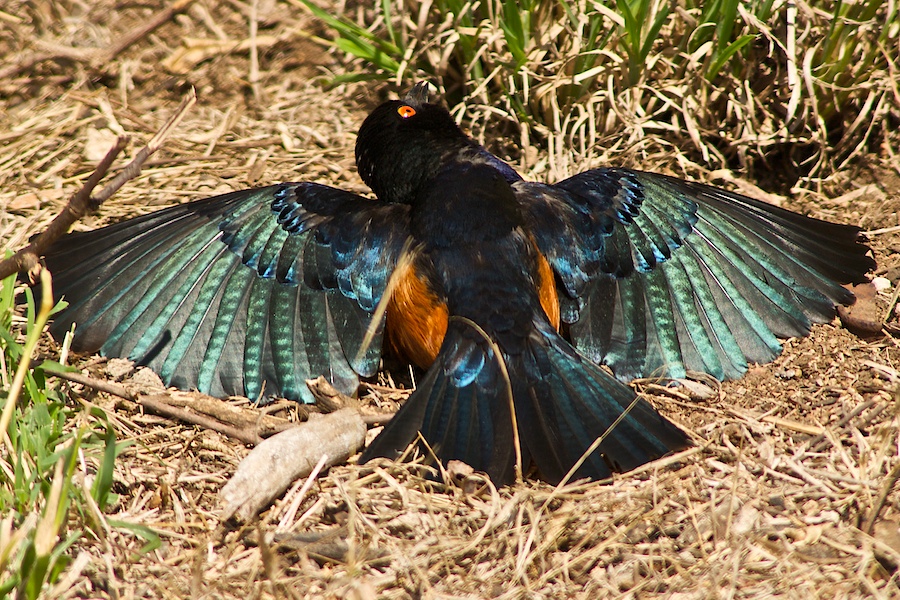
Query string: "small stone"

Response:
xmin=105 ymin=358 xmax=135 ymax=380
xmin=128 ymin=367 xmax=166 ymax=394
xmin=873 ymin=276 xmax=892 ymax=292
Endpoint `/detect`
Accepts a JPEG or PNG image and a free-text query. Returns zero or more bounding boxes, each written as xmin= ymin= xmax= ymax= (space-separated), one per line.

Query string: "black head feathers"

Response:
xmin=355 ymin=83 xmax=472 ymax=204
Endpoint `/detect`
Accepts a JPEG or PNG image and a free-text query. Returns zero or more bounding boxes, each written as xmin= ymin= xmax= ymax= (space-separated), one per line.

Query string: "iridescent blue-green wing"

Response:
xmin=43 ymin=183 xmax=410 ymax=403
xmin=514 ymin=168 xmax=874 ymax=382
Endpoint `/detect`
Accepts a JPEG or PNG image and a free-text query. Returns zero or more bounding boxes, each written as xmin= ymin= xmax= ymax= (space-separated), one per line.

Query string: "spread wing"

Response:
xmin=43 ymin=183 xmax=410 ymax=402
xmin=514 ymin=168 xmax=874 ymax=382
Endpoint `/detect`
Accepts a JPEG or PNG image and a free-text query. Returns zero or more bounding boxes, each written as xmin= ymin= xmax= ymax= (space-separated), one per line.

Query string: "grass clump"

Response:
xmin=0 ymin=271 xmax=153 ymax=598
xmin=300 ymin=0 xmax=898 ymax=189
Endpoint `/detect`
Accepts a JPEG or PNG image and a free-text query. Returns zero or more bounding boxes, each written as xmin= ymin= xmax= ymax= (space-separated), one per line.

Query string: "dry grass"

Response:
xmin=327 ymin=0 xmax=898 ymax=204
xmin=3 ymin=0 xmax=900 ymax=598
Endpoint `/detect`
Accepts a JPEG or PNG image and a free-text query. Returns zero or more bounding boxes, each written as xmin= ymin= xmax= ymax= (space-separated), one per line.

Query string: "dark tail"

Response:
xmin=361 ymin=319 xmax=690 ymax=484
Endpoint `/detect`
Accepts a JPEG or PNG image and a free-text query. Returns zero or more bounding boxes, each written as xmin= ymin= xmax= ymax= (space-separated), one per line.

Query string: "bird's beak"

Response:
xmin=404 ymin=81 xmax=432 ymax=106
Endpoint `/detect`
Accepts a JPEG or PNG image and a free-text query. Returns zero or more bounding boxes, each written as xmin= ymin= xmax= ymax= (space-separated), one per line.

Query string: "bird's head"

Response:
xmin=355 ymin=82 xmax=471 ymax=204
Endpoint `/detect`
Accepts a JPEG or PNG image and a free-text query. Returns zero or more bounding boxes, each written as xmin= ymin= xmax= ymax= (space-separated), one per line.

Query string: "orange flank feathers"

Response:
xmin=535 ymin=249 xmax=560 ymax=331
xmin=386 ymin=247 xmax=560 ymax=369
xmin=386 ymin=261 xmax=449 ymax=368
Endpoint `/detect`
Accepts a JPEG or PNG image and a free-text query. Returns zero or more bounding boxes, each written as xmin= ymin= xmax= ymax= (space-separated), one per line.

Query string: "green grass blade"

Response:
xmin=707 ymin=34 xmax=757 ymax=80
xmin=90 ymin=425 xmax=118 ymax=511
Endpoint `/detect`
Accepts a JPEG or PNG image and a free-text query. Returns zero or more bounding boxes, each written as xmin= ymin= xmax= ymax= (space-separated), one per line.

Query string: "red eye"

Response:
xmin=397 ymin=105 xmax=416 ymax=118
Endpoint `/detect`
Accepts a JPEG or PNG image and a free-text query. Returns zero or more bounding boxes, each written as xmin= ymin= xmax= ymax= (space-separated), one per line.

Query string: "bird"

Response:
xmin=36 ymin=82 xmax=875 ymax=485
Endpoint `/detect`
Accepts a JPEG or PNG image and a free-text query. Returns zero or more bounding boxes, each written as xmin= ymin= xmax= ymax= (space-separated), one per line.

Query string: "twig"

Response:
xmin=139 ymin=394 xmax=263 ymax=446
xmin=306 ymin=376 xmax=358 ymax=413
xmin=49 ymin=367 xmax=136 ymax=401
xmin=0 ymin=138 xmax=127 ymax=279
xmin=47 ymin=368 xmax=261 ymax=445
xmin=865 ymin=224 xmax=900 ymax=236
xmin=102 ymin=0 xmax=196 ymax=65
xmin=862 ymin=461 xmax=900 ymax=535
xmin=760 ymin=415 xmax=824 ymax=436
xmin=306 ymin=375 xmax=393 ymax=426
xmin=0 ymin=89 xmax=196 ymax=281
xmin=46 ymin=365 xmax=389 ymax=442
xmin=808 ymin=399 xmax=878 ymax=453
xmin=91 ymin=89 xmax=197 ymax=205
xmin=220 ymin=409 xmax=367 ymax=522
xmin=0 ymin=0 xmax=196 ymax=80
xmin=361 ymin=413 xmax=392 ymax=426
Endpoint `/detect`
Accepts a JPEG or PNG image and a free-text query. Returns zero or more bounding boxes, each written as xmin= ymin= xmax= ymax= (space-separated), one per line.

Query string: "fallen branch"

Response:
xmin=0 ymin=137 xmax=126 ymax=279
xmin=0 ymin=89 xmax=196 ymax=281
xmin=862 ymin=460 xmax=900 ymax=535
xmin=47 ymin=368 xmax=277 ymax=446
xmin=139 ymin=394 xmax=263 ymax=446
xmin=45 ymin=365 xmax=391 ymax=444
xmin=307 ymin=375 xmax=393 ymax=426
xmin=306 ymin=376 xmax=357 ymax=412
xmin=808 ymin=399 xmax=878 ymax=453
xmin=219 ymin=409 xmax=367 ymax=522
xmin=46 ymin=364 xmax=136 ymax=401
xmin=271 ymin=526 xmax=391 ymax=566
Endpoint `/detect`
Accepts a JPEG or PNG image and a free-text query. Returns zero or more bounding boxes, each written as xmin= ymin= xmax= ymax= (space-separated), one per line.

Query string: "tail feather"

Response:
xmin=361 ymin=320 xmax=689 ymax=484
xmin=517 ymin=325 xmax=688 ymax=481
xmin=422 ymin=371 xmax=517 ymax=479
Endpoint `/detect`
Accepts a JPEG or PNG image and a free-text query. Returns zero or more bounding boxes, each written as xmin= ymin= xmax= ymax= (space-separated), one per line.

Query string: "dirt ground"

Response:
xmin=3 ymin=1 xmax=900 ymax=598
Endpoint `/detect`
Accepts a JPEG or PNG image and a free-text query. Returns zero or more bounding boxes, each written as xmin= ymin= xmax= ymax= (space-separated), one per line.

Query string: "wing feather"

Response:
xmin=41 ymin=184 xmax=410 ymax=402
xmin=515 ymin=168 xmax=874 ymax=382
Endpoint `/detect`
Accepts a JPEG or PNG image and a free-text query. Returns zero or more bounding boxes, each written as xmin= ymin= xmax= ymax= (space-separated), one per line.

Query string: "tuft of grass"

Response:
xmin=616 ymin=0 xmax=671 ymax=86
xmin=299 ymin=0 xmax=403 ymax=83
xmin=299 ymin=0 xmax=899 ymax=189
xmin=0 ymin=270 xmax=156 ymax=598
xmin=681 ymin=0 xmax=764 ymax=81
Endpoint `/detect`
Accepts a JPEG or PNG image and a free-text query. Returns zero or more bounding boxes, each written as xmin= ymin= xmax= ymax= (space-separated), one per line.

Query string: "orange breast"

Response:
xmin=386 ymin=246 xmax=560 ymax=369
